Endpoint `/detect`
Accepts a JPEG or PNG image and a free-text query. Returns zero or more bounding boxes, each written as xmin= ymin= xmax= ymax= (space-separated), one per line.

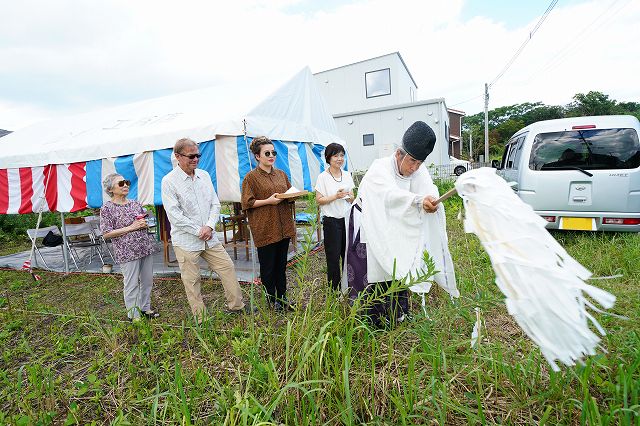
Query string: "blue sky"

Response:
xmin=461 ymin=0 xmax=583 ymax=29
xmin=0 ymin=0 xmax=637 ymax=130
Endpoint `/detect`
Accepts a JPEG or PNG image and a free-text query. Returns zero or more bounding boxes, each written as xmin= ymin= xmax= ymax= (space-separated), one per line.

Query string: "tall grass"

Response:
xmin=0 ymin=195 xmax=639 ymax=424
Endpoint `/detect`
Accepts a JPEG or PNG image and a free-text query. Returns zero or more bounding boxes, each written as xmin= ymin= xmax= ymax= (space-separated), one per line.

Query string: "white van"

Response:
xmin=494 ymin=115 xmax=640 ymax=232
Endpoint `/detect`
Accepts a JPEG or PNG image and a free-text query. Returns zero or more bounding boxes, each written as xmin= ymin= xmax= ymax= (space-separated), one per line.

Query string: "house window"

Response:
xmin=365 ymin=68 xmax=391 ymax=98
xmin=363 ymin=134 xmax=374 ymax=146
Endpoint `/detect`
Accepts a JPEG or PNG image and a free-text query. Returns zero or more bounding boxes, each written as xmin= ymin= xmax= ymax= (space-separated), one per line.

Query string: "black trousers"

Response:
xmin=323 ymin=216 xmax=346 ymax=291
xmin=257 ymin=238 xmax=290 ymax=303
xmin=366 ymin=281 xmax=409 ymax=328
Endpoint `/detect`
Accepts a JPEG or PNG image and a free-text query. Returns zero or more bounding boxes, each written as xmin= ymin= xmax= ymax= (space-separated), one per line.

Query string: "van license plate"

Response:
xmin=560 ymin=217 xmax=595 ymax=231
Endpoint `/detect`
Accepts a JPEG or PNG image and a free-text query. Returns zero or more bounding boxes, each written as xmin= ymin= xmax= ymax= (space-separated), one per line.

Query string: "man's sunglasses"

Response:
xmin=179 ymin=153 xmax=202 ymax=160
xmin=263 ymin=150 xmax=277 ymax=157
xmin=117 ymin=179 xmax=131 ymax=187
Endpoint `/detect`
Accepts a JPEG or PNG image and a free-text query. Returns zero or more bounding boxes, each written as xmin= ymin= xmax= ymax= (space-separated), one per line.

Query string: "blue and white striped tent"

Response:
xmin=85 ymin=135 xmax=333 ymax=206
xmin=0 ymin=67 xmax=347 ymax=209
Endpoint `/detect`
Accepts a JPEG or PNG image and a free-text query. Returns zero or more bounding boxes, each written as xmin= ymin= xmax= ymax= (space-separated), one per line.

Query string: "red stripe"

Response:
xmin=0 ymin=169 xmax=8 ymax=214
xmin=18 ymin=168 xmax=34 ymax=214
xmin=44 ymin=165 xmax=57 ymax=212
xmin=68 ymin=162 xmax=87 ymax=212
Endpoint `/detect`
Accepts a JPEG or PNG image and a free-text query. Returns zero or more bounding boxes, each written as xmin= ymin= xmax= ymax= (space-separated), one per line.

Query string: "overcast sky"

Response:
xmin=1 ymin=0 xmax=638 ymax=130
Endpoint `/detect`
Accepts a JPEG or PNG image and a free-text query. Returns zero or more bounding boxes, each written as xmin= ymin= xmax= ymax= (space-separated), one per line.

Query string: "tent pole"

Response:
xmin=243 ymin=118 xmax=259 ymax=307
xmin=60 ymin=212 xmax=70 ymax=274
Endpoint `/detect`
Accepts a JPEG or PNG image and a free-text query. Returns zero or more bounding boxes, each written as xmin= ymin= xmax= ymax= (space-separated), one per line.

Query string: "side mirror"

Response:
xmin=491 ymin=160 xmax=501 ymax=169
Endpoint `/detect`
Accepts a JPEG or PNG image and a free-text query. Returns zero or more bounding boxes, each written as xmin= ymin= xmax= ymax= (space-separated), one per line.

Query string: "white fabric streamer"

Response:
xmin=455 ymin=168 xmax=616 ymax=371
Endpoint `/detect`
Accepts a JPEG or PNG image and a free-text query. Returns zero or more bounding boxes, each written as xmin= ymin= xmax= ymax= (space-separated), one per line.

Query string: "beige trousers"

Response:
xmin=173 ymin=244 xmax=245 ymax=319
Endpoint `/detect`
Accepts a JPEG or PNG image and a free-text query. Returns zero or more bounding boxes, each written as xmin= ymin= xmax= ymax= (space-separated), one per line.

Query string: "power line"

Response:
xmin=449 ymin=93 xmax=484 ymax=107
xmin=489 ymin=0 xmax=558 ymax=88
xmin=521 ymin=0 xmax=630 ymax=85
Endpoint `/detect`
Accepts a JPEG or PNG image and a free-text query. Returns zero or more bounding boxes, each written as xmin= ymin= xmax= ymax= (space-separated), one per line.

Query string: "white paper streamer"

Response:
xmin=455 ymin=168 xmax=616 ymax=371
xmin=471 ymin=307 xmax=481 ymax=349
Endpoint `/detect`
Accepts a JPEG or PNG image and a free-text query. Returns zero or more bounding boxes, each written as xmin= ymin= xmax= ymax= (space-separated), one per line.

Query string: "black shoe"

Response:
xmin=273 ymin=301 xmax=295 ymax=312
xmin=244 ymin=304 xmax=258 ymax=314
xmin=142 ymin=310 xmax=160 ymax=319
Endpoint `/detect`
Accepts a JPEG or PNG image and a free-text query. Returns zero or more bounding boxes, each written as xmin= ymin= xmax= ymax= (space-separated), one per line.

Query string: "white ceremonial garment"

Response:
xmin=346 ymin=155 xmax=458 ymax=298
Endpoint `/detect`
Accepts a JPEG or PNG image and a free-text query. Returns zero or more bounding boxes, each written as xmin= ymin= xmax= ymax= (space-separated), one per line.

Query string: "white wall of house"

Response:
xmin=335 ymin=99 xmax=450 ymax=171
xmin=314 ymin=52 xmax=451 ymax=171
xmin=314 ymin=53 xmax=417 ymax=115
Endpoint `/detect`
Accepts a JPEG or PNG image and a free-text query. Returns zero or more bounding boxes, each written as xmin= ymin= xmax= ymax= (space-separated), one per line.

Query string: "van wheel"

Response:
xmin=454 ymin=166 xmax=466 ymax=176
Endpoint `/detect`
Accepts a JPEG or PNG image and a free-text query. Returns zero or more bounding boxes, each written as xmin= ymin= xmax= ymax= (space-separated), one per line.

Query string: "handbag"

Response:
xmin=42 ymin=231 xmax=63 ymax=247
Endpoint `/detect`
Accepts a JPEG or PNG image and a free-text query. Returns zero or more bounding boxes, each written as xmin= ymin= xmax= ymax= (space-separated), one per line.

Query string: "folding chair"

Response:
xmin=64 ymin=222 xmax=106 ymax=268
xmin=26 ymin=225 xmax=67 ymax=269
xmin=84 ymin=216 xmax=115 ymax=263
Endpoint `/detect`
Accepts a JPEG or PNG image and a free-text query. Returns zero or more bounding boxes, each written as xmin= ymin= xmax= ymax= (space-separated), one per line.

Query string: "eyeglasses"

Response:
xmin=178 ymin=153 xmax=202 ymax=160
xmin=263 ymin=150 xmax=277 ymax=157
xmin=117 ymin=179 xmax=131 ymax=187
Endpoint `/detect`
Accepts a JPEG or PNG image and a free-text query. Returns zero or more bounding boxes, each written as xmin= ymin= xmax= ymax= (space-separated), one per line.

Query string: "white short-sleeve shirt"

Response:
xmin=315 ymin=169 xmax=355 ymax=219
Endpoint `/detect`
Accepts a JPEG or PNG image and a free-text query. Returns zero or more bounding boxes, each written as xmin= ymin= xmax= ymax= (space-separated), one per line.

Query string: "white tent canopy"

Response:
xmin=0 ymin=68 xmax=345 ymax=212
xmin=0 ymin=67 xmax=342 ymax=169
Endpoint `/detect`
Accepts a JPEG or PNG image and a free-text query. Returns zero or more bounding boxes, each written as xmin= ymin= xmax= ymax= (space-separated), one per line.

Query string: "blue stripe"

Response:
xmin=312 ymin=144 xmax=326 ymax=173
xmin=114 ymin=155 xmax=138 ymax=200
xmin=153 ymin=149 xmax=173 ymax=205
xmin=199 ymin=139 xmax=217 ymax=192
xmin=86 ymin=159 xmax=103 ymax=208
xmin=296 ymin=142 xmax=312 ymax=191
xmin=237 ymin=135 xmax=254 ymax=192
xmin=272 ymin=139 xmax=291 ymax=181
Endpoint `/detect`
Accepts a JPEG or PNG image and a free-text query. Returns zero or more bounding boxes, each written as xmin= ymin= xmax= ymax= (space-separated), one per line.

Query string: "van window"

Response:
xmin=529 ymin=128 xmax=640 ymax=170
xmin=509 ymin=136 xmax=526 ymax=169
xmin=502 ymin=135 xmax=525 ymax=169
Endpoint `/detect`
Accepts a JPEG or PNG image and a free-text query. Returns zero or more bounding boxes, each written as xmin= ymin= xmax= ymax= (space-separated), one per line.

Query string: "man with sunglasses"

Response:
xmin=161 ymin=138 xmax=251 ymax=322
xmin=344 ymin=121 xmax=459 ymax=328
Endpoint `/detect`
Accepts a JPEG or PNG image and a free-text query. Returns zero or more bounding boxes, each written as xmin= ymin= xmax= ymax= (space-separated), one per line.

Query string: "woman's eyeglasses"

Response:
xmin=263 ymin=150 xmax=277 ymax=157
xmin=179 ymin=153 xmax=202 ymax=160
xmin=117 ymin=179 xmax=131 ymax=187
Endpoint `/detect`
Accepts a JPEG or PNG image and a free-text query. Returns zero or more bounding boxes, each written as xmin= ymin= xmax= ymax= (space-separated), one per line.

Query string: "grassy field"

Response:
xmin=0 ymin=194 xmax=639 ymax=425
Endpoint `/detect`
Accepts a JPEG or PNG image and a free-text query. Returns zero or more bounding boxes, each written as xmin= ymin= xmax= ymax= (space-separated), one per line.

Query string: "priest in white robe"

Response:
xmin=343 ymin=121 xmax=458 ymax=327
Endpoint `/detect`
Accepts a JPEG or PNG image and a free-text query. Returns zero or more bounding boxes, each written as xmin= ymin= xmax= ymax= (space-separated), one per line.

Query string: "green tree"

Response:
xmin=566 ymin=91 xmax=617 ymax=116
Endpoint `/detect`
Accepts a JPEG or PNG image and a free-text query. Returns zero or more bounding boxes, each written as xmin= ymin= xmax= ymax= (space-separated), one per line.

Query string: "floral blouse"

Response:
xmin=100 ymin=200 xmax=159 ymax=264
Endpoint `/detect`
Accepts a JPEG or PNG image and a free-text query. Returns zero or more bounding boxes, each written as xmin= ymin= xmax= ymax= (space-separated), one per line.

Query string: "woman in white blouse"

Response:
xmin=315 ymin=143 xmax=355 ymax=291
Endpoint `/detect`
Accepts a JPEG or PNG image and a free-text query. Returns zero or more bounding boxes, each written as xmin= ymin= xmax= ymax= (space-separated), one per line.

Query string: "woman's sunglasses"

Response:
xmin=117 ymin=179 xmax=131 ymax=187
xmin=179 ymin=153 xmax=202 ymax=160
xmin=263 ymin=150 xmax=277 ymax=157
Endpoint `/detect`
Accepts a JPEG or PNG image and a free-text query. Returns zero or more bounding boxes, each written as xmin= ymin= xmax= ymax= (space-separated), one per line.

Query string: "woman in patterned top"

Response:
xmin=241 ymin=136 xmax=296 ymax=311
xmin=100 ymin=173 xmax=159 ymax=321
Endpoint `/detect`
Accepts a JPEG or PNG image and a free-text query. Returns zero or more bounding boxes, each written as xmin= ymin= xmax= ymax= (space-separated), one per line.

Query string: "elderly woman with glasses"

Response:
xmin=100 ymin=173 xmax=159 ymax=321
xmin=241 ymin=136 xmax=297 ymax=311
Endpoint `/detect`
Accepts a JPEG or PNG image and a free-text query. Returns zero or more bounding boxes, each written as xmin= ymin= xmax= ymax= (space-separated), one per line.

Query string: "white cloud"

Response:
xmin=0 ymin=0 xmax=638 ymax=129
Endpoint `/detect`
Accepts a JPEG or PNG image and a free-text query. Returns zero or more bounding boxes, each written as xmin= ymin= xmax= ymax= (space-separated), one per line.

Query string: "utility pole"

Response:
xmin=484 ymin=83 xmax=489 ymax=164
xmin=469 ymin=127 xmax=473 ymax=160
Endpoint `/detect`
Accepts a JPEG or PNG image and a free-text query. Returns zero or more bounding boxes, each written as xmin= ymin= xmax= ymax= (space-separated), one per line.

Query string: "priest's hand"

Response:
xmin=422 ymin=196 xmax=438 ymax=213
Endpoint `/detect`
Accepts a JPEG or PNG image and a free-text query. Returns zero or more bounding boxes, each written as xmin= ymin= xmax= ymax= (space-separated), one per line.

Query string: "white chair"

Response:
xmin=26 ymin=225 xmax=66 ymax=269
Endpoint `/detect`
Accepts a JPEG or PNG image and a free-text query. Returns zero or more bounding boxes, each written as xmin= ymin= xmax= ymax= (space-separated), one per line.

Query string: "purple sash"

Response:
xmin=346 ymin=204 xmax=368 ymax=300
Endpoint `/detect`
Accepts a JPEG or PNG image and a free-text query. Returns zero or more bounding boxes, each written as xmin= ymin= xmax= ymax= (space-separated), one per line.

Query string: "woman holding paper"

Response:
xmin=315 ymin=143 xmax=354 ymax=292
xmin=241 ymin=136 xmax=297 ymax=311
